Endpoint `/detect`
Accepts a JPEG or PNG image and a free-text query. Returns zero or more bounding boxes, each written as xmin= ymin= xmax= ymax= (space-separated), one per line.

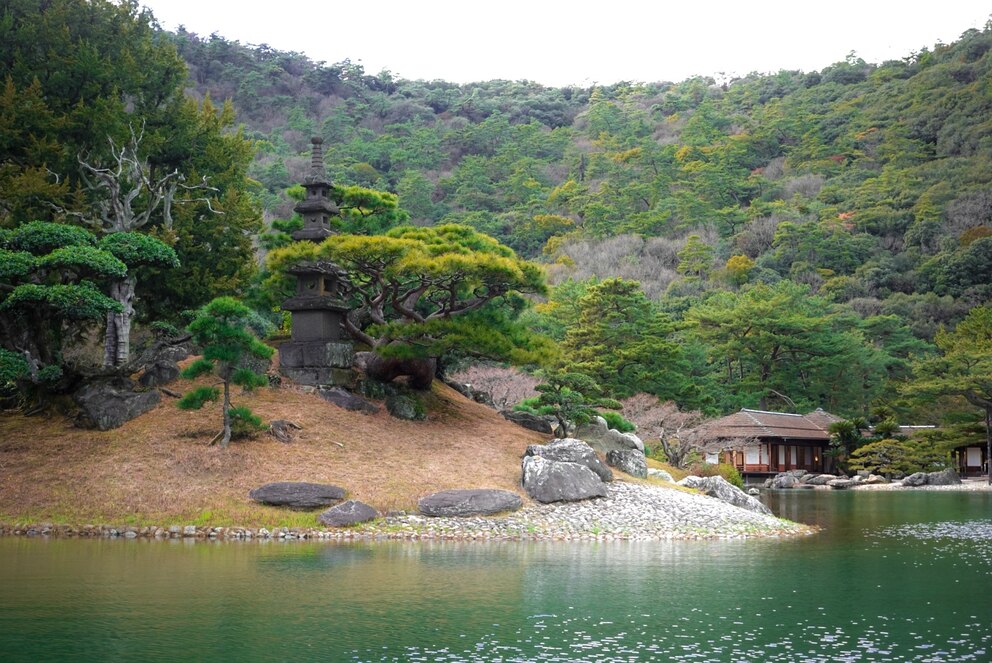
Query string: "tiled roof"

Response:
xmin=699 ymin=408 xmax=838 ymax=442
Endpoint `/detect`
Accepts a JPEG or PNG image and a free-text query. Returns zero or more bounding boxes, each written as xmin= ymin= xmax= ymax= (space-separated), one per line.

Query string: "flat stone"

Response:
xmin=318 ymin=387 xmax=379 ymax=414
xmin=525 ymin=438 xmax=613 ymax=482
xmin=248 ymin=482 xmax=346 ymax=509
xmin=827 ymin=479 xmax=856 ymax=489
xmin=318 ymin=500 xmax=378 ymax=527
xmin=418 ymin=489 xmax=523 ymax=517
xmin=501 ymin=410 xmax=556 ymax=434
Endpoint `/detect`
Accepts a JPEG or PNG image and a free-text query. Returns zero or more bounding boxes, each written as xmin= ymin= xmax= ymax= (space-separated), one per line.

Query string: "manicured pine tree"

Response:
xmin=178 ymin=297 xmax=274 ymax=448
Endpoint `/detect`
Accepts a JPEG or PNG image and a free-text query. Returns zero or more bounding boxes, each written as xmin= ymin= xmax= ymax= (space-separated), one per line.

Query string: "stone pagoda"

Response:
xmin=278 ymin=137 xmax=354 ymax=386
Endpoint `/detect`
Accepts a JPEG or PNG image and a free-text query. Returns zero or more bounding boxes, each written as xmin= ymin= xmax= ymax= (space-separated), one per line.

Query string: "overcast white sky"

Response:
xmin=140 ymin=1 xmax=991 ymax=86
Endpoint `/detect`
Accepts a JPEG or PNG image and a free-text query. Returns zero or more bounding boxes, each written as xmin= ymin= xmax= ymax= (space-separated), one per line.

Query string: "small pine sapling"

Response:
xmin=178 ymin=297 xmax=274 ymax=448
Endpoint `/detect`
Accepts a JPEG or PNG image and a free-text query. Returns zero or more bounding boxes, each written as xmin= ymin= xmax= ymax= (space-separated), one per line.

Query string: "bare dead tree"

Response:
xmin=621 ymin=393 xmax=705 ymax=468
xmin=449 ymin=364 xmax=539 ymax=410
xmin=62 ymin=126 xmax=219 ymax=368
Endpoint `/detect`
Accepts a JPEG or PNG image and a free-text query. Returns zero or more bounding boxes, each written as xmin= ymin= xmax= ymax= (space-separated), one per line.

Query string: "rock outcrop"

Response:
xmin=606 ymin=448 xmax=648 ymax=479
xmin=524 ymin=438 xmax=613 ymax=482
xmin=74 ymin=378 xmax=161 ymax=430
xmin=521 ymin=455 xmax=607 ymax=503
xmin=418 ymin=489 xmax=523 ymax=517
xmin=678 ymin=475 xmax=773 ymax=516
xmin=248 ymin=482 xmax=346 ymax=509
xmin=318 ymin=500 xmax=378 ymax=526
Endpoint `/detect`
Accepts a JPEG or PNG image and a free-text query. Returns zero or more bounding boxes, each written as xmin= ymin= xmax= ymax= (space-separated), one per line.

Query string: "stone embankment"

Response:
xmin=0 ymin=481 xmax=810 ymax=542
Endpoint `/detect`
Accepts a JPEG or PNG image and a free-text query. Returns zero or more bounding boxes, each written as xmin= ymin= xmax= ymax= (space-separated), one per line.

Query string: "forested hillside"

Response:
xmin=3 ymin=2 xmax=991 ymax=449
xmin=166 ymin=24 xmax=992 ymax=422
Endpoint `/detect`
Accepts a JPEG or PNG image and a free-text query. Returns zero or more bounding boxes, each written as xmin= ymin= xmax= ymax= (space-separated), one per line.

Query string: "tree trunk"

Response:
xmin=103 ymin=276 xmax=136 ymax=368
xmin=221 ymin=378 xmax=232 ymax=449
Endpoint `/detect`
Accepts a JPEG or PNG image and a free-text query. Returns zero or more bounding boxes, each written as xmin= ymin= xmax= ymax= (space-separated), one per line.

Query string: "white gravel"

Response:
xmin=366 ymin=481 xmax=810 ymax=541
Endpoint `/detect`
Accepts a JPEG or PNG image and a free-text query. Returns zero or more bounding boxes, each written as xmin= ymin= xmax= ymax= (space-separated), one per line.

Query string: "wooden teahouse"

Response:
xmin=698 ymin=408 xmax=842 ymax=478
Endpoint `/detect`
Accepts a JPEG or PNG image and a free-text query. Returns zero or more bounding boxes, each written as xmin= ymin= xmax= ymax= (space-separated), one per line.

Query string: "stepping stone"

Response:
xmin=248 ymin=482 xmax=345 ymax=509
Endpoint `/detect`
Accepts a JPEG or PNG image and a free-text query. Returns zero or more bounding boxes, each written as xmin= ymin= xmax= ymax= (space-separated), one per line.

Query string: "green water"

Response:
xmin=1 ymin=492 xmax=991 ymax=662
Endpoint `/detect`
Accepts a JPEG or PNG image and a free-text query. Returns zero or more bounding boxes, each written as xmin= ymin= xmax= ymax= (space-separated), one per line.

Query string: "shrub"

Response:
xmin=687 ymin=461 xmax=745 ymax=489
xmin=600 ymin=410 xmax=635 ymax=432
xmin=848 ymin=438 xmax=950 ymax=476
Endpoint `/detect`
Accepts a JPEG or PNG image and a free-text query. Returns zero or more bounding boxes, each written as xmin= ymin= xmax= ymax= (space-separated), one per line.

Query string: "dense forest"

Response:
xmin=2 ymin=1 xmax=991 ymax=460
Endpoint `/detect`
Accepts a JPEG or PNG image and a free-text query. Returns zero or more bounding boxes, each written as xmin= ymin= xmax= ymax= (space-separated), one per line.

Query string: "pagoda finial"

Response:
xmin=310 ymin=136 xmax=324 ymax=174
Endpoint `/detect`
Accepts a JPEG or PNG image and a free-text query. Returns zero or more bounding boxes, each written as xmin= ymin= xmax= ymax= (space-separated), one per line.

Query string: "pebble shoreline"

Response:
xmin=0 ymin=482 xmax=811 ymax=542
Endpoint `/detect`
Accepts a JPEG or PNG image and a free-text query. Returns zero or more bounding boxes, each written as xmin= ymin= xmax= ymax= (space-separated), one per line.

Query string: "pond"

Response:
xmin=1 ymin=491 xmax=990 ymax=661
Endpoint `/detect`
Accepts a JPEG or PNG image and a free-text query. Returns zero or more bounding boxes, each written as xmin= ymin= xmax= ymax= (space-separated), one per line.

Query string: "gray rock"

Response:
xmin=748 ymin=487 xmax=761 ymax=496
xmin=418 ymin=489 xmax=523 ymax=517
xmin=677 ymin=475 xmax=772 ymax=515
xmin=501 ymin=410 xmax=556 ymax=434
xmin=74 ymin=378 xmax=161 ymax=431
xmin=385 ymin=393 xmax=425 ymax=420
xmin=576 ymin=416 xmax=645 ymax=454
xmin=648 ymin=468 xmax=675 ymax=482
xmin=827 ymin=479 xmax=856 ymax=489
xmin=805 ymin=474 xmax=836 ymax=486
xmin=521 ymin=455 xmax=607 ymax=503
xmin=248 ymin=482 xmax=346 ymax=509
xmin=318 ymin=500 xmax=378 ymax=527
xmin=606 ymin=448 xmax=648 ymax=479
xmin=926 ymin=468 xmax=962 ymax=485
xmin=318 ymin=386 xmax=380 ymax=414
xmin=137 ymin=360 xmax=180 ymax=388
xmin=768 ymin=473 xmax=799 ymax=489
xmin=268 ymin=419 xmax=301 ymax=443
xmin=864 ymin=474 xmax=889 ymax=485
xmin=901 ymin=472 xmax=928 ymax=487
xmin=525 ymin=438 xmax=613 ymax=482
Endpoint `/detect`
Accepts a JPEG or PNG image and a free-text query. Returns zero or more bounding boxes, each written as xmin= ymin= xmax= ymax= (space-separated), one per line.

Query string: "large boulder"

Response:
xmin=678 ymin=475 xmax=773 ymax=515
xmin=418 ymin=489 xmax=523 ymax=517
xmin=318 ymin=386 xmax=380 ymax=414
xmin=767 ymin=473 xmax=799 ymax=489
xmin=248 ymin=482 xmax=346 ymax=509
xmin=575 ymin=416 xmax=644 ymax=454
xmin=521 ymin=456 xmax=607 ymax=503
xmin=137 ymin=360 xmax=181 ymax=388
xmin=525 ymin=438 xmax=612 ymax=482
xmin=902 ymin=469 xmax=962 ymax=487
xmin=606 ymin=448 xmax=648 ymax=479
xmin=926 ymin=468 xmax=962 ymax=486
xmin=74 ymin=378 xmax=161 ymax=431
xmin=318 ymin=500 xmax=378 ymax=527
xmin=501 ymin=410 xmax=556 ymax=435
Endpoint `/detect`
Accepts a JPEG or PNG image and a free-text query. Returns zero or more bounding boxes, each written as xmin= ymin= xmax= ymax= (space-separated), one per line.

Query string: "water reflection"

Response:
xmin=1 ymin=492 xmax=991 ymax=662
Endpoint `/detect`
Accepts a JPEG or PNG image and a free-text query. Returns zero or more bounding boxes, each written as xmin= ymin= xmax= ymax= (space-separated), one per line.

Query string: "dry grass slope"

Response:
xmin=0 ymin=377 xmax=546 ymax=527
